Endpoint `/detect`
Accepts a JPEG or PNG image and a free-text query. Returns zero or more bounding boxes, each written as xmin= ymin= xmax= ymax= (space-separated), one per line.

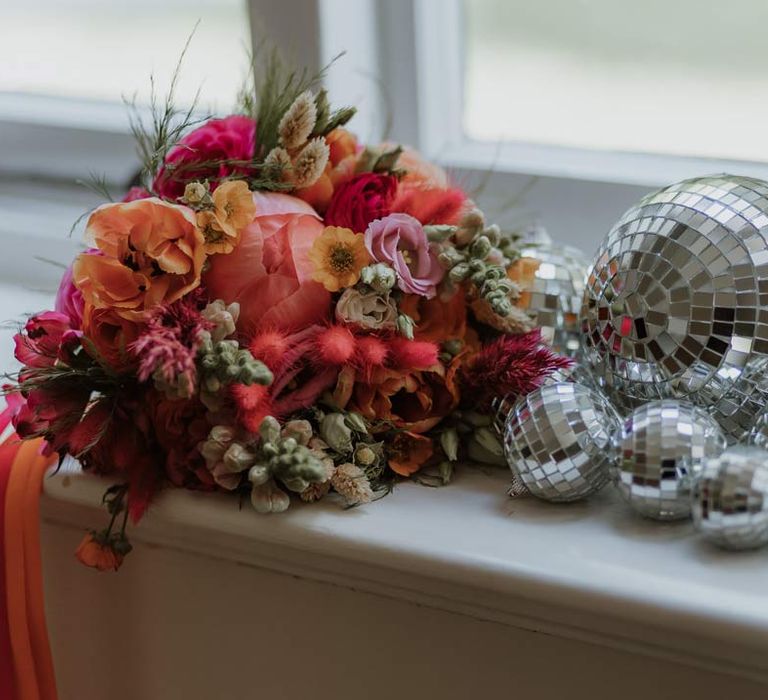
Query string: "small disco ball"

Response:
xmin=748 ymin=409 xmax=768 ymax=450
xmin=501 ymin=382 xmax=621 ymax=502
xmin=692 ymin=446 xmax=768 ymax=550
xmin=614 ymin=400 xmax=727 ymax=520
xmin=581 ymin=174 xmax=768 ymax=431
xmin=509 ymin=242 xmax=589 ymax=357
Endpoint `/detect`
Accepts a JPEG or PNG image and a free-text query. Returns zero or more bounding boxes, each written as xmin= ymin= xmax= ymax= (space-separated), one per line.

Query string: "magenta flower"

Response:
xmin=54 ymin=262 xmax=85 ymax=329
xmin=364 ymin=213 xmax=444 ymax=298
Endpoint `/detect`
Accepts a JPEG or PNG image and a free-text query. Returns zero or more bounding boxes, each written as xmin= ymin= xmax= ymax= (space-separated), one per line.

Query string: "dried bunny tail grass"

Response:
xmin=331 ymin=462 xmax=374 ymax=506
xmin=264 ymin=146 xmax=293 ymax=182
xmin=292 ymin=137 xmax=330 ymax=188
xmin=278 ymin=90 xmax=317 ymax=150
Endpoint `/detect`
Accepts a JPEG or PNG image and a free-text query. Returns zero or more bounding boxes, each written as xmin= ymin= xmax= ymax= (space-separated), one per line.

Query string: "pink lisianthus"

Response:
xmin=364 ymin=213 xmax=444 ymax=298
xmin=204 ymin=192 xmax=331 ymax=332
xmin=152 ymin=115 xmax=256 ymax=200
xmin=54 ymin=262 xmax=85 ymax=328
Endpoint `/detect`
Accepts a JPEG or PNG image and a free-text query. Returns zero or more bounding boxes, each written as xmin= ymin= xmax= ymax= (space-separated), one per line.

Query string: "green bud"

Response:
xmin=440 ymin=427 xmax=459 ymax=461
xmin=448 ymin=262 xmax=471 ymax=282
xmin=250 ymin=480 xmax=290 ymax=514
xmin=320 ymin=413 xmax=353 ymax=454
xmin=425 ymin=225 xmax=457 ymax=243
xmin=470 ymin=235 xmax=492 ymax=259
xmin=248 ymin=464 xmax=270 ymax=487
xmin=438 ymin=460 xmax=454 ymax=485
xmin=223 ymin=443 xmax=257 ymax=473
xmin=259 ymin=416 xmax=281 ymax=444
xmin=396 ymin=313 xmax=415 ymax=340
xmin=345 ymin=411 xmax=368 ymax=434
xmin=360 ymin=263 xmax=396 ymax=293
xmin=474 ymin=426 xmax=503 ymax=456
xmin=467 ymin=437 xmax=507 ymax=467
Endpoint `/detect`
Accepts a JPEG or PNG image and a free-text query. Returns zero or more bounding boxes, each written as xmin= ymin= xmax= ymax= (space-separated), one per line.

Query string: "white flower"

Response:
xmin=278 ymin=90 xmax=317 ymax=150
xmin=335 ymin=288 xmax=398 ymax=330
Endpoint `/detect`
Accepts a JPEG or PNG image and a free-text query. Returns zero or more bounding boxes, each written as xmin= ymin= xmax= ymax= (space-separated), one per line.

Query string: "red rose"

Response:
xmin=152 ymin=115 xmax=256 ymax=200
xmin=324 ymin=173 xmax=398 ymax=233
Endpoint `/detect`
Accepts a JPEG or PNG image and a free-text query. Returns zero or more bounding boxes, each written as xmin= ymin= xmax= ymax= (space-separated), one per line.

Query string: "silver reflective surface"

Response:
xmin=692 ymin=446 xmax=768 ymax=550
xmin=514 ymin=243 xmax=589 ymax=356
xmin=747 ymin=408 xmax=768 ymax=450
xmin=501 ymin=382 xmax=621 ymax=502
xmin=615 ymin=400 xmax=726 ymax=520
xmin=581 ymin=175 xmax=768 ymax=435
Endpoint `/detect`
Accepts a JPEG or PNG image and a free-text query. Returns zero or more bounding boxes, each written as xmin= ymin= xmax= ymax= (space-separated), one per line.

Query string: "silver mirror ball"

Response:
xmin=581 ymin=175 xmax=768 ymax=442
xmin=501 ymin=382 xmax=621 ymax=502
xmin=692 ymin=446 xmax=768 ymax=550
xmin=615 ymin=400 xmax=727 ymax=520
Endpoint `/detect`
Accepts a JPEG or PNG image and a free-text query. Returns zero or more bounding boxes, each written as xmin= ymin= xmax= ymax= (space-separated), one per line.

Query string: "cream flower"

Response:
xmin=335 ymin=288 xmax=398 ymax=330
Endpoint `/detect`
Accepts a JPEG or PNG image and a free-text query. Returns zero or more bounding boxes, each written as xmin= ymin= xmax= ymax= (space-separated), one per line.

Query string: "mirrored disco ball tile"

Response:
xmin=581 ymin=175 xmax=768 ymax=439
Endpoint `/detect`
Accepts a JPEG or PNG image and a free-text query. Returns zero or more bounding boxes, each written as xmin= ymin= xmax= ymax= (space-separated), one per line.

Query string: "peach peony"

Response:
xmin=204 ymin=192 xmax=331 ymax=333
xmin=74 ymin=198 xmax=205 ymax=321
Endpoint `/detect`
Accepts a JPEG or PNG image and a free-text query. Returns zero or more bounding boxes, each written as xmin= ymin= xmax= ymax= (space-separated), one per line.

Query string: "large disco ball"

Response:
xmin=509 ymin=242 xmax=589 ymax=356
xmin=501 ymin=382 xmax=621 ymax=502
xmin=581 ymin=174 xmax=768 ymax=434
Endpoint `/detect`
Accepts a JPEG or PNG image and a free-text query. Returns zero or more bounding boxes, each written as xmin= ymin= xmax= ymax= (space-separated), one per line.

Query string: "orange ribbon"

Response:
xmin=2 ymin=437 xmax=58 ymax=700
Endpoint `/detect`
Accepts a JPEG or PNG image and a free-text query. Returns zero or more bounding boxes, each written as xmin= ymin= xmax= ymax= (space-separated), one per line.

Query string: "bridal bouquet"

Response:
xmin=7 ymin=55 xmax=567 ymax=569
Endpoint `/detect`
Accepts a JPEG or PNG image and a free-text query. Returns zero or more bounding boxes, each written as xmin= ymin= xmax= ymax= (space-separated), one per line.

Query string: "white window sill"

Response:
xmin=41 ymin=466 xmax=768 ymax=685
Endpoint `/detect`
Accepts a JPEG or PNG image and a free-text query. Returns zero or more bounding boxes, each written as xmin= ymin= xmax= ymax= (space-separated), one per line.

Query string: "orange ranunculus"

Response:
xmin=74 ymin=198 xmax=206 ymax=321
xmin=400 ymin=291 xmax=468 ymax=344
xmin=333 ymin=356 xmax=462 ymax=434
xmin=388 ymin=431 xmax=434 ymax=476
xmin=204 ymin=192 xmax=331 ymax=332
xmin=81 ymin=304 xmax=141 ymax=371
xmin=295 ymin=128 xmax=359 ymax=212
xmin=75 ymin=533 xmax=124 ymax=572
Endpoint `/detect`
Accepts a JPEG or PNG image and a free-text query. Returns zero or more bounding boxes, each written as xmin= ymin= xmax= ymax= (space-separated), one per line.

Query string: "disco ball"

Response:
xmin=748 ymin=409 xmax=768 ymax=450
xmin=501 ymin=382 xmax=621 ymax=502
xmin=581 ymin=174 xmax=768 ymax=428
xmin=614 ymin=400 xmax=726 ymax=520
xmin=692 ymin=446 xmax=768 ymax=550
xmin=509 ymin=242 xmax=589 ymax=356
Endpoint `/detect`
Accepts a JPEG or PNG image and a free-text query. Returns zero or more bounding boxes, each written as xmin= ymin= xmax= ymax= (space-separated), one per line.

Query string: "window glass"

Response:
xmin=463 ymin=0 xmax=768 ymax=161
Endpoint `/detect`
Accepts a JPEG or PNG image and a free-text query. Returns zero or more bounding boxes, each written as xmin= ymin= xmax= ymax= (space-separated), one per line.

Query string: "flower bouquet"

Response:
xmin=7 ymin=55 xmax=567 ymax=569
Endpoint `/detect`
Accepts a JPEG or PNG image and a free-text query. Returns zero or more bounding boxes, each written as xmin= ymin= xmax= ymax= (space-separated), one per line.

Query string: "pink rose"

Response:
xmin=324 ymin=173 xmax=397 ymax=233
xmin=152 ymin=115 xmax=256 ymax=200
xmin=54 ymin=262 xmax=85 ymax=328
xmin=364 ymin=213 xmax=444 ymax=298
xmin=204 ymin=192 xmax=331 ymax=332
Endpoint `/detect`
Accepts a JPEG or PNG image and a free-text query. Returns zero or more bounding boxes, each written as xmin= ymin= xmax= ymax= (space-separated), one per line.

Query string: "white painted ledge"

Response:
xmin=41 ymin=467 xmax=768 ymax=684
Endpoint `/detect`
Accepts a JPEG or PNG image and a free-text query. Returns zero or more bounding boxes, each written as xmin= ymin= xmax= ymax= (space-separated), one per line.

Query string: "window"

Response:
xmin=462 ymin=0 xmax=768 ymax=162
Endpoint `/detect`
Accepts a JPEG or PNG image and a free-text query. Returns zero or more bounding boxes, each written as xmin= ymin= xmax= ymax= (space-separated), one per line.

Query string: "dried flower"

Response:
xmin=331 ymin=462 xmax=374 ymax=505
xmin=182 ymin=181 xmax=211 ymax=206
xmin=281 ymin=419 xmax=313 ymax=446
xmin=201 ymin=299 xmax=240 ymax=342
xmin=470 ymin=297 xmax=535 ymax=334
xmin=335 ymin=288 xmax=398 ymax=330
xmin=250 ymin=479 xmax=290 ymax=514
xmin=319 ymin=413 xmax=353 ymax=454
xmin=359 ymin=263 xmax=397 ymax=293
xmin=264 ymin=146 xmax=293 ymax=181
xmin=75 ymin=532 xmax=125 ymax=573
xmin=299 ymin=456 xmax=335 ymax=503
xmin=278 ymin=90 xmax=317 ymax=150
xmin=292 ymin=137 xmax=330 ymax=188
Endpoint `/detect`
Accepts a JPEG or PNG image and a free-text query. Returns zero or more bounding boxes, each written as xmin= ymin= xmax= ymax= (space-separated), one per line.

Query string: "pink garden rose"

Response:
xmin=364 ymin=213 xmax=444 ymax=298
xmin=152 ymin=115 xmax=256 ymax=200
xmin=204 ymin=192 xmax=331 ymax=332
xmin=54 ymin=262 xmax=85 ymax=328
xmin=324 ymin=173 xmax=397 ymax=233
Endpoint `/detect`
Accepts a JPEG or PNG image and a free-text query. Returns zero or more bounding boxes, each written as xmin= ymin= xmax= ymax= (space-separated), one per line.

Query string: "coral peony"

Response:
xmin=324 ymin=173 xmax=397 ymax=233
xmin=74 ymin=198 xmax=206 ymax=321
xmin=152 ymin=115 xmax=256 ymax=200
xmin=204 ymin=192 xmax=331 ymax=332
xmin=364 ymin=213 xmax=444 ymax=298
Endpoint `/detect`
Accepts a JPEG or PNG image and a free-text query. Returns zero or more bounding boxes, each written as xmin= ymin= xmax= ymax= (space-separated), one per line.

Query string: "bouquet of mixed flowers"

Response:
xmin=6 ymin=54 xmax=567 ymax=569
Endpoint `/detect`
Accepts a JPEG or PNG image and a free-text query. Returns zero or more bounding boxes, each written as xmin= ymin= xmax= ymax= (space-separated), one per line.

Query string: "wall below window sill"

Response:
xmin=41 ymin=467 xmax=768 ymax=689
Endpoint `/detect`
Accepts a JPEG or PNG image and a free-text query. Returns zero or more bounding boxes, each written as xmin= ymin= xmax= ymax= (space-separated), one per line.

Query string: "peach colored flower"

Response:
xmin=388 ymin=431 xmax=434 ymax=476
xmin=385 ymin=144 xmax=449 ymax=190
xmin=204 ymin=192 xmax=331 ymax=332
xmin=196 ymin=180 xmax=256 ymax=255
xmin=75 ymin=533 xmax=124 ymax=572
xmin=74 ymin=198 xmax=205 ymax=321
xmin=308 ymin=226 xmax=371 ymax=292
